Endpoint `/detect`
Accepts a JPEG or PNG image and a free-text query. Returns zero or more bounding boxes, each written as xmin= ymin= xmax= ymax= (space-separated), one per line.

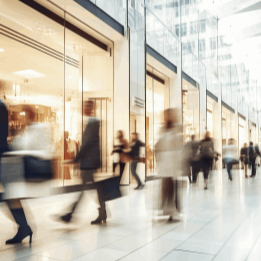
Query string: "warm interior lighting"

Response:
xmin=20 ymin=112 xmax=25 ymax=115
xmin=0 ymin=48 xmax=4 ymax=52
xmin=14 ymin=69 xmax=45 ymax=79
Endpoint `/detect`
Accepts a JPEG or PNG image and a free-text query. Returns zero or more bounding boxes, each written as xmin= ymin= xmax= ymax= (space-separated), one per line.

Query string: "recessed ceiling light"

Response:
xmin=14 ymin=69 xmax=45 ymax=79
xmin=0 ymin=48 xmax=4 ymax=52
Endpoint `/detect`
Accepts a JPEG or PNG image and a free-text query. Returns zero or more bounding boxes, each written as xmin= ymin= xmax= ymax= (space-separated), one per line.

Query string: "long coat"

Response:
xmin=0 ymin=100 xmax=8 ymax=156
xmin=75 ymin=117 xmax=101 ymax=170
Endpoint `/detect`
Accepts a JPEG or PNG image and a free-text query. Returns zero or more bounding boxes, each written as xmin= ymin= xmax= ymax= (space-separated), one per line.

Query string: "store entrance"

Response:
xmin=182 ymin=75 xmax=199 ymax=143
xmin=145 ymin=65 xmax=170 ymax=178
xmin=0 ymin=0 xmax=113 ymax=187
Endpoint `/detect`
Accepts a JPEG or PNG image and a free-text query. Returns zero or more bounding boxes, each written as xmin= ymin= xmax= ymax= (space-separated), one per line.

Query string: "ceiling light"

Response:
xmin=14 ymin=69 xmax=45 ymax=79
xmin=0 ymin=48 xmax=4 ymax=52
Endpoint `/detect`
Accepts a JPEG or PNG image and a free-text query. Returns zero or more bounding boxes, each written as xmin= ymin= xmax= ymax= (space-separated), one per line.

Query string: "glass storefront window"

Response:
xmin=182 ymin=76 xmax=199 ymax=143
xmin=0 ymin=0 xmax=113 ymax=187
xmin=146 ymin=66 xmax=170 ymax=177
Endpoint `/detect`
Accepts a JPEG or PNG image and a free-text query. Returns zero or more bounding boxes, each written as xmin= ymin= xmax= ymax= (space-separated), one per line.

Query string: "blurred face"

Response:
xmin=117 ymin=131 xmax=123 ymax=140
xmin=132 ymin=133 xmax=137 ymax=141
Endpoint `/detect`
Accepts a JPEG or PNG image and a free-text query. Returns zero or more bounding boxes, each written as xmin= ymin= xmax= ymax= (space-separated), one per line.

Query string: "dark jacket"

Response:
xmin=0 ymin=100 xmax=8 ymax=155
xmin=199 ymin=139 xmax=215 ymax=159
xmin=255 ymin=145 xmax=260 ymax=156
xmin=75 ymin=117 xmax=100 ymax=169
xmin=248 ymin=146 xmax=256 ymax=161
xmin=129 ymin=140 xmax=145 ymax=159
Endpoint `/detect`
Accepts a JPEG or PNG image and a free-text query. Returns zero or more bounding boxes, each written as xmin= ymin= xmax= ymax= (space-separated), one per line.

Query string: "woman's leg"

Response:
xmin=245 ymin=163 xmax=248 ymax=177
xmin=226 ymin=162 xmax=232 ymax=180
xmin=6 ymin=199 xmax=32 ymax=244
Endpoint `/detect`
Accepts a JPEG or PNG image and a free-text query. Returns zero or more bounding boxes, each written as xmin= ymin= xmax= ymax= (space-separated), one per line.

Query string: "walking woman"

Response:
xmin=223 ymin=138 xmax=238 ymax=181
xmin=155 ymin=108 xmax=183 ymax=221
xmin=2 ymin=106 xmax=53 ymax=244
xmin=199 ymin=132 xmax=215 ymax=190
xmin=111 ymin=130 xmax=128 ymax=181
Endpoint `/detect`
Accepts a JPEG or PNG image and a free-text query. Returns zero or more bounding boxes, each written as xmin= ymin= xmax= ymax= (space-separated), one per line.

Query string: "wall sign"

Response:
xmin=132 ymin=97 xmax=145 ymax=108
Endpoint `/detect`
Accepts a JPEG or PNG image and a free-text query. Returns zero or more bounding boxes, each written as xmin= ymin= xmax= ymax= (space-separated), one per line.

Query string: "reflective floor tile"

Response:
xmin=177 ymin=238 xmax=224 ymax=255
xmin=74 ymin=248 xmax=128 ymax=261
xmin=120 ymin=247 xmax=167 ymax=261
xmin=161 ymin=250 xmax=213 ymax=261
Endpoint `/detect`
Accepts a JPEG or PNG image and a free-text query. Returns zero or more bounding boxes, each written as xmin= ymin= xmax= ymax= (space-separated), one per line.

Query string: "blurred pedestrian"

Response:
xmin=255 ymin=144 xmax=260 ymax=167
xmin=111 ymin=130 xmax=128 ymax=181
xmin=249 ymin=142 xmax=257 ymax=178
xmin=59 ymin=100 xmax=106 ymax=224
xmin=240 ymin=145 xmax=245 ymax=170
xmin=129 ymin=133 xmax=145 ymax=190
xmin=199 ymin=132 xmax=215 ymax=190
xmin=223 ymin=138 xmax=238 ymax=181
xmin=182 ymin=135 xmax=200 ymax=183
xmin=0 ymin=99 xmax=9 ymax=201
xmin=241 ymin=143 xmax=249 ymax=178
xmin=155 ymin=108 xmax=182 ymax=221
xmin=2 ymin=106 xmax=53 ymax=244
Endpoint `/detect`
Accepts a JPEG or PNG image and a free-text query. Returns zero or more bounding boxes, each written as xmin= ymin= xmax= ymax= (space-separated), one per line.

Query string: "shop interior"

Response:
xmin=238 ymin=116 xmax=247 ymax=153
xmin=222 ymin=106 xmax=237 ymax=147
xmin=0 ymin=0 xmax=113 ymax=186
xmin=145 ymin=65 xmax=170 ymax=178
xmin=207 ymin=95 xmax=221 ymax=169
xmin=249 ymin=122 xmax=257 ymax=145
xmin=182 ymin=76 xmax=199 ymax=143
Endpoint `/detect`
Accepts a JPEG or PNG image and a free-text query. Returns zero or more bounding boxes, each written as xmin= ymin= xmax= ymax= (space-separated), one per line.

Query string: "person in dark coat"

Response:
xmin=249 ymin=142 xmax=257 ymax=178
xmin=255 ymin=144 xmax=260 ymax=167
xmin=0 ymin=99 xmax=8 ymax=199
xmin=129 ymin=133 xmax=145 ymax=190
xmin=111 ymin=130 xmax=128 ymax=181
xmin=199 ymin=132 xmax=215 ymax=190
xmin=59 ymin=100 xmax=105 ymax=224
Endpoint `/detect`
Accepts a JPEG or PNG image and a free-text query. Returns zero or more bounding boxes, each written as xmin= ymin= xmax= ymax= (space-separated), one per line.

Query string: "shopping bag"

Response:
xmin=95 ymin=176 xmax=121 ymax=202
xmin=23 ymin=156 xmax=53 ymax=182
xmin=255 ymin=156 xmax=260 ymax=166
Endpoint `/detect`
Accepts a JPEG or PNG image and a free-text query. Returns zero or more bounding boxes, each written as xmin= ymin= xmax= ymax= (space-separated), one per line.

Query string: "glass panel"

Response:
xmin=95 ymin=0 xmax=126 ymax=27
xmin=64 ymin=15 xmax=84 ymax=185
xmin=0 ymin=0 xmax=64 ymax=186
xmin=129 ymin=0 xmax=145 ymax=183
xmin=146 ymin=68 xmax=153 ymax=177
xmin=153 ymin=69 xmax=169 ymax=176
xmin=182 ymin=78 xmax=199 ymax=143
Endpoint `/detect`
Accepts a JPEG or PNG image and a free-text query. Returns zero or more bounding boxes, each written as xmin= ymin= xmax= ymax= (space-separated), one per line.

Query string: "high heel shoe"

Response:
xmin=91 ymin=208 xmax=107 ymax=225
xmin=6 ymin=225 xmax=33 ymax=245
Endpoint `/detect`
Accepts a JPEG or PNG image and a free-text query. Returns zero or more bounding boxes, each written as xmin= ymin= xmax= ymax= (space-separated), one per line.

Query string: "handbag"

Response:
xmin=23 ymin=156 xmax=53 ymax=182
xmin=95 ymin=176 xmax=121 ymax=202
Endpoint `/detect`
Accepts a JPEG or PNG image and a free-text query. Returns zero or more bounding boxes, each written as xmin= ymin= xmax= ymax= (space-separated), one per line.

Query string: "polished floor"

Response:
xmin=1 ymin=168 xmax=261 ymax=261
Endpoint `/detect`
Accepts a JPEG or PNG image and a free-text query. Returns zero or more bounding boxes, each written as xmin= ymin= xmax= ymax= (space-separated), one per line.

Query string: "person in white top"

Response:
xmin=155 ymin=108 xmax=183 ymax=221
xmin=223 ymin=138 xmax=238 ymax=181
xmin=3 ymin=105 xmax=53 ymax=245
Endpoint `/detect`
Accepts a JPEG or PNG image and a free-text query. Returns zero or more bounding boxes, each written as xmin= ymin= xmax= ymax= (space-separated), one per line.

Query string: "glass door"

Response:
xmin=145 ymin=66 xmax=169 ymax=179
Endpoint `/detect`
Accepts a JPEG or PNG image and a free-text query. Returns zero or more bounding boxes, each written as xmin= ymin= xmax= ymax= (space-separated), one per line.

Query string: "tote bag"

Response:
xmin=23 ymin=156 xmax=53 ymax=182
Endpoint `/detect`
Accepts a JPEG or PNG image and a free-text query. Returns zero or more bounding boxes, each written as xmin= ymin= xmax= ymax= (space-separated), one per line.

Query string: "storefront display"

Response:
xmin=249 ymin=121 xmax=257 ymax=145
xmin=145 ymin=65 xmax=170 ymax=178
xmin=182 ymin=75 xmax=199 ymax=143
xmin=0 ymin=0 xmax=113 ymax=186
xmin=239 ymin=116 xmax=247 ymax=152
xmin=222 ymin=106 xmax=237 ymax=147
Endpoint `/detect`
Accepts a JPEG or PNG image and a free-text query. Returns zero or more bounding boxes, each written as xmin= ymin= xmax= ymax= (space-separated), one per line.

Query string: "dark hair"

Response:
xmin=250 ymin=141 xmax=253 ymax=146
xmin=83 ymin=100 xmax=94 ymax=116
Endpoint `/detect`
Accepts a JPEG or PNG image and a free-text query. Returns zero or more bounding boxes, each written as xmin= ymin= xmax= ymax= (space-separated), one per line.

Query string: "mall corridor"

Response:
xmin=1 ymin=169 xmax=261 ymax=261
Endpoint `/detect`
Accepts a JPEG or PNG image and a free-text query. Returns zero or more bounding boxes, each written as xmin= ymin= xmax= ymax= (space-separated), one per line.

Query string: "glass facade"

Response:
xmin=0 ymin=0 xmax=113 ymax=186
xmin=1 ymin=0 xmax=260 ymax=184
